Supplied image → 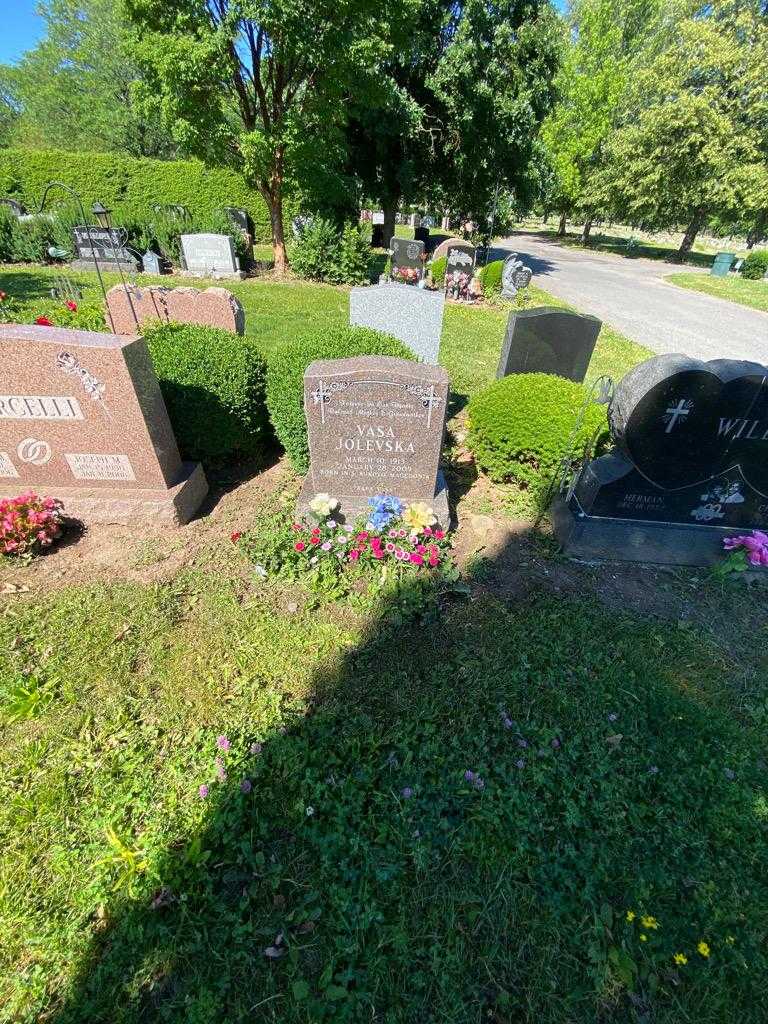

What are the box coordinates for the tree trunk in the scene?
[746,209,767,250]
[383,195,399,250]
[581,218,593,245]
[268,192,288,274]
[542,209,550,224]
[674,209,705,262]
[557,211,567,236]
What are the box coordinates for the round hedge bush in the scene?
[467,373,607,485]
[477,259,503,296]
[144,322,269,463]
[266,326,415,473]
[740,250,768,280]
[430,256,447,287]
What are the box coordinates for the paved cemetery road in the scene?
[494,233,768,364]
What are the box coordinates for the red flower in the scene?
[357,532,369,541]
[294,541,306,552]
[230,531,242,543]
[433,529,445,540]
[65,300,77,312]
[310,536,320,545]
[34,316,53,327]
[291,523,303,532]
[372,548,384,559]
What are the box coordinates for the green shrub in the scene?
[10,216,56,263]
[478,259,503,296]
[0,296,105,331]
[288,218,371,284]
[740,249,768,280]
[144,322,269,463]
[430,255,447,287]
[266,326,415,473]
[468,373,607,485]
[0,207,14,261]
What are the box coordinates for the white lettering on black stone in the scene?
[0,395,84,420]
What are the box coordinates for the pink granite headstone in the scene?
[0,323,207,524]
[106,284,245,336]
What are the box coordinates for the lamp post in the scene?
[90,200,140,332]
[38,182,116,332]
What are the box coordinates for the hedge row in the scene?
[0,149,292,243]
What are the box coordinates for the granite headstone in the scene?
[349,283,445,364]
[444,243,476,301]
[390,237,425,284]
[553,353,768,566]
[501,253,532,297]
[179,233,244,278]
[0,323,207,524]
[106,284,245,335]
[71,226,140,272]
[497,307,602,383]
[298,354,449,523]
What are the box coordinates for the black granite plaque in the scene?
[72,226,139,269]
[497,307,602,383]
[390,237,425,285]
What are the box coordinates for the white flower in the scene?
[253,564,268,578]
[305,805,315,817]
[309,493,339,518]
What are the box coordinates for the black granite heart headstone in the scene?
[610,354,768,494]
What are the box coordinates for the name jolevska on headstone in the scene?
[0,323,207,524]
[298,355,449,521]
[554,353,768,566]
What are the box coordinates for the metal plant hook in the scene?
[92,201,140,332]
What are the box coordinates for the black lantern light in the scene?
[91,201,112,230]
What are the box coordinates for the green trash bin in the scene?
[710,252,735,277]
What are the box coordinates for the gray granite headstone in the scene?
[501,253,532,297]
[298,354,450,523]
[553,352,768,568]
[349,283,445,364]
[71,226,140,272]
[180,233,242,277]
[497,307,602,383]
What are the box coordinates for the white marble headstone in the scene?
[349,283,445,365]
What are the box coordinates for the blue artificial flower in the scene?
[367,495,404,530]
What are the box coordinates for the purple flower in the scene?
[503,717,514,729]
[216,735,230,751]
[608,712,618,722]
[215,756,227,782]
[517,738,528,749]
[724,768,735,780]
[401,787,413,799]
[515,759,525,769]
[551,737,561,749]
[474,776,485,790]
[241,778,252,793]
[198,784,209,799]
[321,542,332,552]
[250,742,262,755]
[464,769,476,782]
[648,765,659,775]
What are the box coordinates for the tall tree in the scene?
[0,0,174,157]
[594,0,768,259]
[124,0,392,272]
[346,0,561,245]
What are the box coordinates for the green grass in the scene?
[0,264,651,403]
[518,225,730,268]
[1,549,767,1023]
[666,272,768,313]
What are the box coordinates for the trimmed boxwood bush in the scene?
[477,259,504,296]
[266,327,415,473]
[144,323,269,463]
[468,373,607,485]
[288,219,371,284]
[740,250,768,280]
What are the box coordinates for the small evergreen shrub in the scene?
[288,218,371,284]
[740,250,768,280]
[468,373,607,485]
[430,256,447,287]
[266,326,415,473]
[10,216,56,263]
[0,207,14,261]
[144,323,269,463]
[478,259,504,297]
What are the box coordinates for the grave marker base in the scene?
[297,470,450,527]
[0,461,208,527]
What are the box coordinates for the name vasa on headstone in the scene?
[298,355,449,523]
[497,307,602,384]
[0,323,207,524]
[553,353,768,566]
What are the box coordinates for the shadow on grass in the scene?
[518,230,716,268]
[46,518,768,1024]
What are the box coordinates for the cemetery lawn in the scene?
[0,264,650,402]
[2,484,767,1024]
[666,272,768,313]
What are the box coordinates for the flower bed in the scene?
[1,492,64,557]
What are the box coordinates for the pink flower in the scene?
[388,529,397,538]
[349,549,361,562]
[216,735,230,751]
[423,527,433,536]
[433,529,445,540]
[395,548,406,560]
[294,541,306,552]
[409,553,424,565]
[398,529,407,538]
[291,523,303,532]
[198,784,209,799]
[321,542,332,551]
[372,548,384,559]
[65,300,77,312]
[385,542,395,553]
[357,532,369,541]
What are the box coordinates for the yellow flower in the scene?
[640,934,647,942]
[402,501,437,533]
[726,935,735,945]
[626,911,635,922]
[641,915,659,930]
[674,953,688,966]
[697,941,710,958]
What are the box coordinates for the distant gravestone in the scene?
[553,353,768,567]
[444,244,476,301]
[0,323,207,524]
[71,226,140,273]
[349,284,445,364]
[179,233,244,279]
[431,236,466,262]
[141,250,169,276]
[390,237,425,284]
[497,307,602,384]
[710,252,735,277]
[298,354,449,523]
[224,207,252,236]
[106,284,245,336]
[372,212,385,225]
[414,225,430,246]
[501,253,532,297]
[0,198,25,217]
